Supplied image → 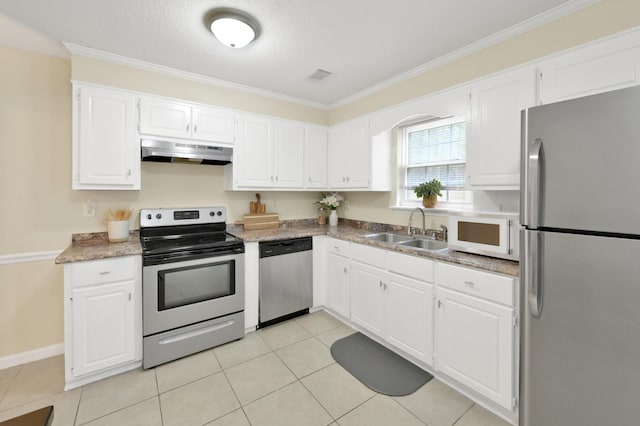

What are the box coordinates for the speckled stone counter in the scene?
[55,231,142,264]
[55,221,519,276]
[228,220,519,277]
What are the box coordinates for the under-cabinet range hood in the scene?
[141,139,233,165]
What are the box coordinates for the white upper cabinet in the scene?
[539,34,640,105]
[328,118,391,190]
[234,113,274,188]
[139,97,235,143]
[304,125,328,188]
[73,84,140,190]
[191,106,235,143]
[229,115,306,189]
[467,67,536,189]
[273,119,305,188]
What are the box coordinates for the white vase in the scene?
[107,220,129,242]
[329,210,338,226]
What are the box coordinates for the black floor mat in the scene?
[330,332,433,396]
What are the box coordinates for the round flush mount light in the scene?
[207,8,259,49]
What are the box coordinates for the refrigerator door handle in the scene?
[525,138,543,228]
[524,230,544,318]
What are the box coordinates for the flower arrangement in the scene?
[315,192,345,210]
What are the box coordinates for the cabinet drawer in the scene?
[350,243,385,266]
[386,251,434,283]
[327,238,350,257]
[71,256,136,288]
[436,262,514,306]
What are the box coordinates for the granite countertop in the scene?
[55,231,142,264]
[228,220,519,277]
[55,221,519,277]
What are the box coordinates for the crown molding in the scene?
[63,42,330,111]
[329,0,602,109]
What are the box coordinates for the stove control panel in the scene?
[140,207,227,228]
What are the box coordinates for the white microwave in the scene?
[448,212,519,261]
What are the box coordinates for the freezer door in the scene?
[520,230,640,426]
[521,85,640,234]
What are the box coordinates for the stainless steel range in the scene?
[140,207,245,369]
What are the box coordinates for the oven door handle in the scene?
[158,320,235,345]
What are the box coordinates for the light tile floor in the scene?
[0,311,512,426]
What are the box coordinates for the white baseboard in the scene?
[0,343,64,370]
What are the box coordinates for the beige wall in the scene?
[0,46,322,358]
[2,0,640,359]
[329,0,640,124]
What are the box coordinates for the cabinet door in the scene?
[327,254,350,318]
[346,120,371,188]
[436,287,514,409]
[273,120,304,188]
[75,85,139,189]
[235,114,273,187]
[71,280,136,376]
[350,262,385,337]
[305,125,328,188]
[468,68,535,188]
[139,97,191,139]
[328,118,370,188]
[386,273,434,365]
[540,42,640,105]
[192,106,235,143]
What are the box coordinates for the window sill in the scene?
[390,204,473,215]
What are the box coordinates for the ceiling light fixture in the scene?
[207,8,259,49]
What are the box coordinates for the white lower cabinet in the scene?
[385,272,433,365]
[64,256,142,390]
[350,261,385,336]
[435,262,516,411]
[71,281,136,376]
[324,240,518,418]
[327,246,351,318]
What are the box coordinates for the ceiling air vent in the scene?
[307,68,332,81]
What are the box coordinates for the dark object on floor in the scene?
[0,405,54,426]
[330,332,433,396]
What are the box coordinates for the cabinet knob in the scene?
[343,267,347,273]
[186,123,190,132]
[194,124,198,133]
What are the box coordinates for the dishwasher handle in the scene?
[259,237,313,258]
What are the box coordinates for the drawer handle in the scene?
[464,280,475,287]
[334,246,340,251]
[99,271,111,276]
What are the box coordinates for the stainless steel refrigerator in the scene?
[520,85,640,426]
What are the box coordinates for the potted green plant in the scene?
[414,179,443,208]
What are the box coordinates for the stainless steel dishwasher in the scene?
[259,237,313,327]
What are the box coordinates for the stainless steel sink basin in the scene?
[362,233,413,243]
[397,238,448,251]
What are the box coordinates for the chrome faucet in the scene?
[408,207,425,236]
[440,225,448,242]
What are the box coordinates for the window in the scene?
[399,116,471,206]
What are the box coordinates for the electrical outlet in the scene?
[84,200,96,217]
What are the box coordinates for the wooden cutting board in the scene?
[249,193,266,215]
[235,213,280,230]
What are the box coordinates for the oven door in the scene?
[143,252,244,336]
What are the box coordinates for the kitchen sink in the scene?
[362,232,448,251]
[362,233,414,243]
[397,238,448,251]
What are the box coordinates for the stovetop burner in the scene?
[139,207,244,260]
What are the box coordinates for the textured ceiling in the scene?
[0,0,581,106]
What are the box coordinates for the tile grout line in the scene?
[0,365,22,409]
